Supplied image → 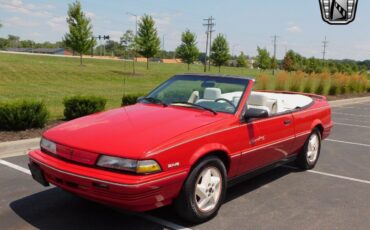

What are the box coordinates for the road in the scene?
[0,100,369,230]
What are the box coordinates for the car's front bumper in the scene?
[28,149,187,211]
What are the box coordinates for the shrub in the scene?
[329,75,340,96]
[122,94,144,106]
[63,95,106,120]
[275,71,289,91]
[257,73,270,90]
[0,100,49,131]
[315,72,330,95]
[303,74,315,93]
[338,74,350,94]
[289,71,305,92]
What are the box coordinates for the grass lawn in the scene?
[0,52,263,119]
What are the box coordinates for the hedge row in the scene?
[0,100,49,131]
[63,95,107,120]
[257,71,369,96]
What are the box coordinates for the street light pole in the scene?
[127,12,138,75]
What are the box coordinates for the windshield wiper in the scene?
[171,101,217,115]
[140,97,168,107]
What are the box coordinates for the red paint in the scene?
[29,77,333,212]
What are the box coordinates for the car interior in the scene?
[188,88,314,116]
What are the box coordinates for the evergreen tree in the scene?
[210,34,230,72]
[135,15,161,70]
[175,30,200,70]
[63,1,96,65]
[236,52,247,67]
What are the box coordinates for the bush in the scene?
[289,71,305,92]
[303,74,315,93]
[275,72,289,91]
[0,100,49,131]
[122,94,144,106]
[315,72,330,95]
[63,95,106,120]
[257,73,270,90]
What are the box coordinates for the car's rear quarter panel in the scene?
[291,97,332,154]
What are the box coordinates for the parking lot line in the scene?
[334,122,370,129]
[0,159,31,175]
[284,165,370,185]
[326,139,370,148]
[334,117,370,124]
[332,112,370,118]
[0,159,192,230]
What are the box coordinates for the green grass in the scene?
[0,53,262,119]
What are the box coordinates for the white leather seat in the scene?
[247,93,271,115]
[203,88,222,100]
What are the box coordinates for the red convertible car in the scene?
[28,74,333,223]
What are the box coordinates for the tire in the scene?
[296,128,322,170]
[174,156,227,223]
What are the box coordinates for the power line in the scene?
[203,16,215,72]
[322,36,329,60]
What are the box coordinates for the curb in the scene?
[329,96,370,107]
[0,138,40,159]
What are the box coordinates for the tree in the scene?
[63,1,96,65]
[135,14,160,70]
[283,50,297,72]
[255,47,271,70]
[210,34,230,72]
[175,30,200,70]
[236,52,247,67]
[120,29,136,74]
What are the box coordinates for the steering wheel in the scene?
[215,98,236,109]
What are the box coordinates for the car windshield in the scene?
[145,75,250,114]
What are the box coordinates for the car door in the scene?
[237,113,296,175]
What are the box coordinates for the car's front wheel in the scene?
[174,156,227,223]
[296,128,321,170]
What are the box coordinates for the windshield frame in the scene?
[143,74,252,115]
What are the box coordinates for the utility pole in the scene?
[203,17,215,72]
[322,36,329,60]
[127,12,138,75]
[272,35,279,75]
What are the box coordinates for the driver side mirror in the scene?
[243,108,269,120]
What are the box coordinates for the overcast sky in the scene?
[0,0,369,60]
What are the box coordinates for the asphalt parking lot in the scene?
[0,100,369,230]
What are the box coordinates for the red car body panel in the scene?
[28,79,333,212]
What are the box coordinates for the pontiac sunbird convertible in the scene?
[29,74,333,223]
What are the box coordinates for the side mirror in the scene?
[136,96,144,103]
[243,108,269,120]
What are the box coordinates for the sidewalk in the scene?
[0,138,40,159]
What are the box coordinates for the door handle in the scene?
[284,119,292,125]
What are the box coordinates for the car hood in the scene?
[44,104,227,159]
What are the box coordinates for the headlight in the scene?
[97,155,161,174]
[40,138,56,154]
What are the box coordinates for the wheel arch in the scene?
[189,144,231,173]
[311,119,324,136]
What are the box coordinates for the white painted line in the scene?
[0,159,31,175]
[283,166,370,185]
[332,112,370,118]
[0,159,192,230]
[334,117,370,124]
[326,139,370,148]
[334,122,370,129]
[137,213,192,230]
